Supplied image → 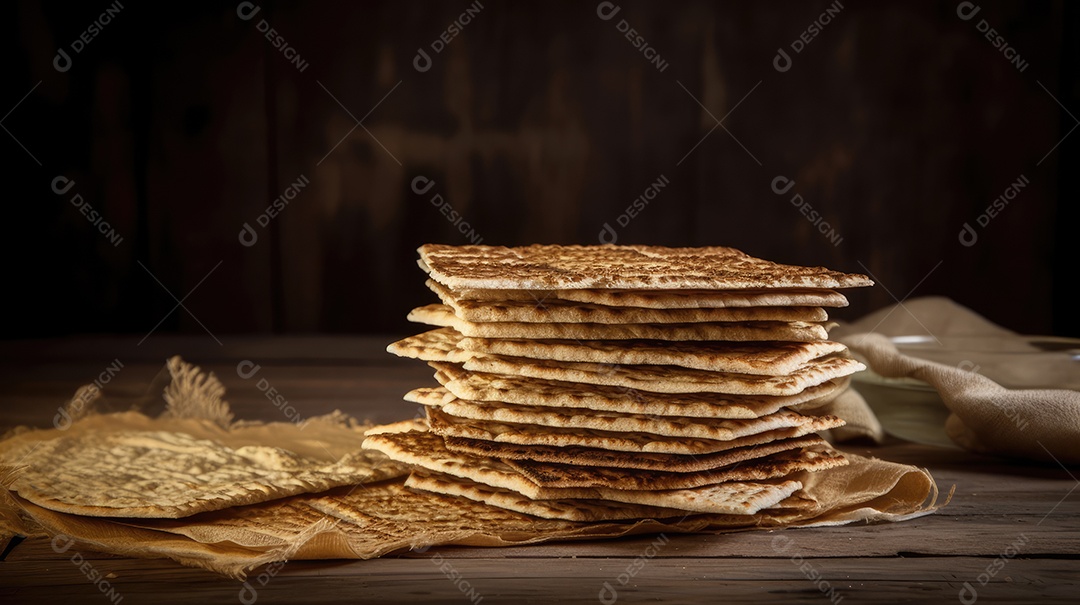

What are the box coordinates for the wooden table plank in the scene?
[3,556,1077,604]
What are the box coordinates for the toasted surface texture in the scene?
[426,407,846,454]
[431,280,851,309]
[410,304,831,342]
[460,336,848,376]
[549,287,850,309]
[444,434,828,471]
[3,429,405,518]
[414,386,841,440]
[366,430,803,514]
[504,446,848,489]
[452,355,864,396]
[437,365,849,418]
[418,244,873,290]
[387,328,472,363]
[405,471,687,522]
[428,280,828,323]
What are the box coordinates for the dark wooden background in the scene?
[2,0,1076,339]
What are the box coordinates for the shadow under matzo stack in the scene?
[366,244,873,522]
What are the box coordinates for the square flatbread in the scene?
[410,304,831,342]
[391,328,852,377]
[404,471,687,522]
[541,287,850,309]
[410,387,838,441]
[426,278,829,324]
[405,471,814,522]
[430,281,851,309]
[387,328,471,362]
[504,446,848,490]
[459,335,849,376]
[1,429,405,518]
[447,354,864,396]
[425,407,845,454]
[364,431,803,514]
[443,434,828,472]
[436,365,850,419]
[418,244,873,290]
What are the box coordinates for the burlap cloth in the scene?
[826,296,1080,465]
[1,356,944,579]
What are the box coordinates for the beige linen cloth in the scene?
[1,359,942,579]
[829,296,1080,465]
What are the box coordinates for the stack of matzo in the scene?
[365,244,873,522]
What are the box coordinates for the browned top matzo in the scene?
[430,281,852,309]
[417,391,840,440]
[418,244,873,290]
[459,337,849,376]
[426,278,830,324]
[365,431,804,513]
[444,434,829,472]
[451,354,864,396]
[426,407,846,454]
[504,446,849,490]
[435,365,850,419]
[404,471,688,522]
[391,327,852,376]
[409,304,832,342]
[547,288,851,309]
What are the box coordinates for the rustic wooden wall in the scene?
[3,0,1076,338]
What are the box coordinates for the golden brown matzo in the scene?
[4,430,405,518]
[426,407,845,454]
[411,387,843,441]
[404,471,686,522]
[431,280,851,309]
[387,328,472,363]
[436,366,850,419]
[452,355,864,396]
[547,287,850,309]
[427,279,829,323]
[410,304,832,342]
[460,336,848,376]
[444,434,828,471]
[504,446,848,490]
[366,431,804,514]
[418,244,873,290]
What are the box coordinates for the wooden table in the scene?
[1,336,1077,604]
